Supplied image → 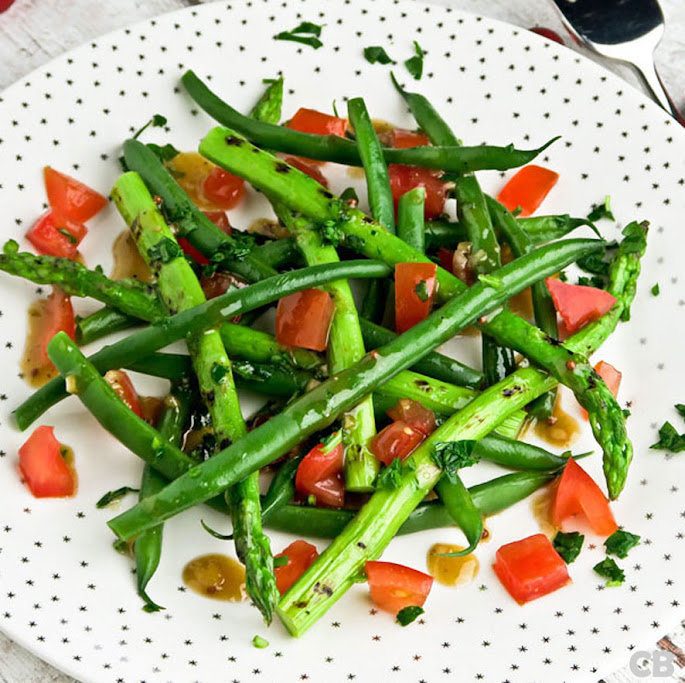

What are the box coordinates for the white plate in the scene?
[1,1,684,681]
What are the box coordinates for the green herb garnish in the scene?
[96,486,140,508]
[340,187,359,204]
[133,113,168,140]
[200,519,233,540]
[414,279,430,302]
[375,458,404,490]
[650,421,685,453]
[404,41,424,80]
[319,220,345,247]
[147,142,180,163]
[431,440,479,483]
[364,46,393,65]
[396,605,424,626]
[586,195,615,222]
[593,557,625,586]
[604,529,640,559]
[651,283,660,296]
[273,555,289,568]
[147,238,183,265]
[211,362,229,384]
[553,531,584,564]
[56,228,78,245]
[274,22,324,49]
[252,635,269,648]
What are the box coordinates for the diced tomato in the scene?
[276,288,335,351]
[370,421,424,466]
[203,210,231,233]
[552,458,618,536]
[200,271,248,300]
[104,370,143,418]
[286,108,347,137]
[387,399,436,436]
[43,167,107,223]
[581,360,622,420]
[18,426,75,498]
[395,262,438,333]
[202,167,245,210]
[26,209,88,259]
[497,165,560,217]
[296,438,345,507]
[390,128,430,148]
[546,278,617,333]
[284,157,329,187]
[275,540,319,594]
[437,248,454,274]
[389,164,448,219]
[32,287,76,368]
[365,561,433,614]
[0,0,17,13]
[529,27,565,44]
[493,533,571,604]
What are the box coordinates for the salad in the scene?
[2,67,648,637]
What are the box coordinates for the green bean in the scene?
[261,456,303,524]
[359,279,386,324]
[347,97,395,232]
[263,470,556,538]
[76,308,139,346]
[15,259,388,430]
[397,187,426,252]
[183,70,557,173]
[434,474,483,556]
[359,318,483,389]
[486,194,559,419]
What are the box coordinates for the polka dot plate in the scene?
[0,1,684,681]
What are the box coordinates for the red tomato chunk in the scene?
[370,421,424,466]
[275,540,319,595]
[202,167,245,210]
[34,287,76,367]
[26,209,88,259]
[286,108,347,137]
[44,166,108,223]
[581,360,622,420]
[387,398,436,436]
[284,156,329,187]
[276,289,335,351]
[553,458,618,536]
[390,128,430,148]
[497,165,559,217]
[493,533,571,604]
[295,438,345,507]
[365,561,433,614]
[18,426,75,498]
[546,277,617,333]
[389,165,448,219]
[395,262,438,333]
[104,370,143,418]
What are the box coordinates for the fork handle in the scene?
[628,56,683,123]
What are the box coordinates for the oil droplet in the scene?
[111,230,152,282]
[480,521,492,543]
[533,396,580,449]
[371,118,396,136]
[60,444,78,496]
[530,486,558,539]
[21,299,58,388]
[182,554,246,601]
[164,152,218,210]
[426,543,479,587]
[346,166,366,179]
[248,217,290,240]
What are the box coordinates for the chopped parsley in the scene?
[676,404,685,420]
[147,142,180,163]
[147,238,183,265]
[200,519,233,540]
[319,220,345,247]
[552,531,584,564]
[95,486,139,509]
[364,46,393,65]
[132,113,168,140]
[593,557,625,586]
[650,420,685,453]
[404,41,425,80]
[375,458,404,490]
[211,363,229,384]
[604,529,640,559]
[340,187,359,205]
[651,283,660,296]
[414,279,430,302]
[396,605,424,626]
[431,440,479,483]
[274,21,324,49]
[56,227,78,244]
[273,555,289,568]
[586,195,615,222]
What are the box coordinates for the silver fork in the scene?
[549,0,682,121]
